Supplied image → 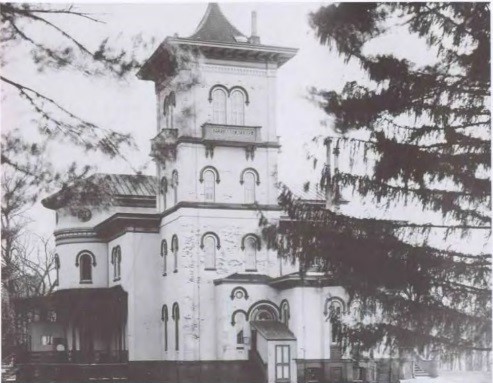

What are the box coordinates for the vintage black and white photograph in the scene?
[1,2,491,383]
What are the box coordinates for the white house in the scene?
[14,4,432,383]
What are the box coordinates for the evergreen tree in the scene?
[266,3,491,360]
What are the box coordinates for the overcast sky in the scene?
[4,1,482,253]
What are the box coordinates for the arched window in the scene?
[230,90,245,125]
[172,302,180,351]
[203,170,216,202]
[212,88,227,124]
[172,170,179,205]
[54,254,60,286]
[243,235,258,271]
[171,235,178,273]
[79,253,93,283]
[162,305,169,351]
[163,92,176,129]
[240,168,260,204]
[161,240,168,276]
[203,235,217,270]
[111,246,122,281]
[326,298,344,344]
[249,302,279,322]
[243,172,256,204]
[160,177,167,210]
[280,300,290,327]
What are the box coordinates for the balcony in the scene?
[202,123,261,144]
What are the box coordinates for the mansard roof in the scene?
[189,3,246,44]
[42,173,157,210]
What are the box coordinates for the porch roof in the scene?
[13,286,127,311]
[251,320,296,341]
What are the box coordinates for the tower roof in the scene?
[189,3,246,44]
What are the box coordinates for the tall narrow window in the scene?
[112,246,121,281]
[172,303,180,351]
[172,170,179,205]
[243,172,256,204]
[161,240,168,276]
[203,235,216,270]
[116,247,121,280]
[171,235,178,273]
[212,88,227,124]
[160,177,167,210]
[230,90,245,125]
[80,253,92,282]
[54,254,60,286]
[162,305,168,351]
[244,236,257,271]
[203,170,215,202]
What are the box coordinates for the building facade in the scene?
[14,4,441,383]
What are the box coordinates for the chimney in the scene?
[325,138,344,212]
[249,10,260,45]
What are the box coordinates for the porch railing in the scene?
[16,350,128,364]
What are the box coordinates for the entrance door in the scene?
[275,345,290,382]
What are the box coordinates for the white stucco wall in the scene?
[56,241,108,289]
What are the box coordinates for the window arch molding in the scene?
[280,299,290,324]
[229,86,250,105]
[200,232,221,250]
[207,84,229,103]
[231,309,248,326]
[75,250,96,267]
[171,235,179,252]
[208,85,249,106]
[247,300,280,322]
[162,304,169,322]
[161,239,168,257]
[240,168,260,185]
[241,233,261,251]
[230,286,249,301]
[323,296,346,317]
[199,166,220,184]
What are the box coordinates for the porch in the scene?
[13,286,128,367]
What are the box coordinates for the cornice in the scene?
[161,201,282,219]
[54,228,102,245]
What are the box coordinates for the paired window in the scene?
[111,246,122,281]
[199,166,220,202]
[163,92,176,129]
[172,302,180,351]
[242,234,260,271]
[162,305,169,351]
[210,86,247,125]
[76,251,96,283]
[171,235,179,273]
[201,232,220,270]
[161,240,168,276]
[240,168,260,204]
